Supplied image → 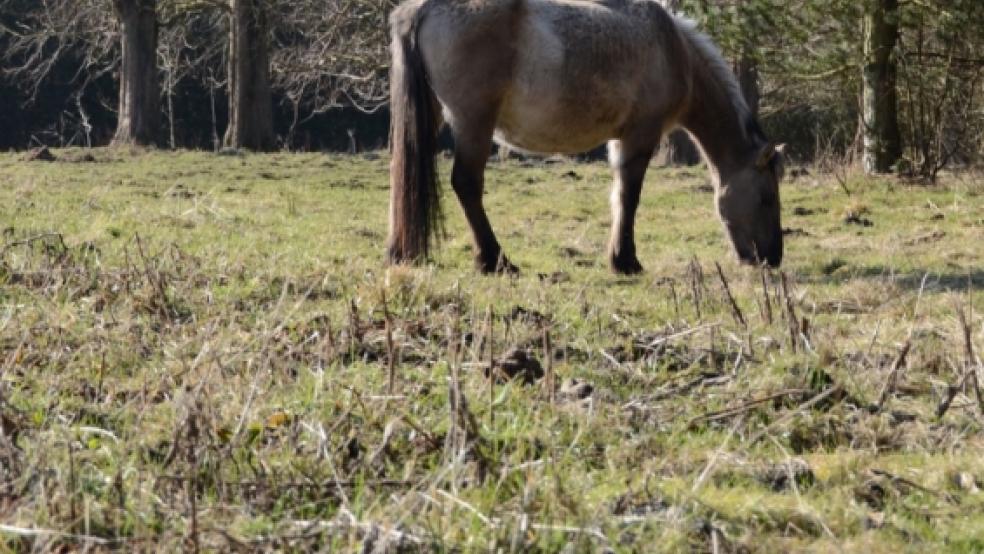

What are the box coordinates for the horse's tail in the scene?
[387,2,442,264]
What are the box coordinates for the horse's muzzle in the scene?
[759,240,783,268]
[737,242,782,268]
[764,250,783,268]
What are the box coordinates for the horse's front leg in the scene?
[607,139,657,275]
[451,128,518,274]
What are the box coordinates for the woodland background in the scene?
[0,0,982,178]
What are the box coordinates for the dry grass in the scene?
[0,148,982,552]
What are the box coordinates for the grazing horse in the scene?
[387,0,785,274]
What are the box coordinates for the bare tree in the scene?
[0,0,163,146]
[862,0,902,173]
[895,0,984,179]
[224,0,274,150]
[158,2,227,149]
[112,0,161,146]
[0,0,235,148]
[656,0,700,166]
[0,0,116,145]
[272,0,392,111]
[268,0,392,148]
[732,0,760,117]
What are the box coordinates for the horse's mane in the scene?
[670,13,764,141]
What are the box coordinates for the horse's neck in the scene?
[679,68,757,183]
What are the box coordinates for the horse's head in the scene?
[716,143,786,267]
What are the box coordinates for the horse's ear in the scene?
[773,144,787,181]
[756,142,777,170]
[756,143,786,170]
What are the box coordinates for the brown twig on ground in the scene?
[687,389,809,429]
[401,414,442,451]
[668,279,680,318]
[447,345,489,482]
[831,163,852,197]
[870,469,958,504]
[958,308,983,415]
[939,308,983,419]
[349,299,362,350]
[68,444,78,528]
[542,324,554,404]
[689,258,705,320]
[486,306,495,425]
[937,369,972,419]
[936,310,984,419]
[134,233,173,321]
[780,272,800,353]
[937,382,960,419]
[746,385,844,446]
[875,341,913,412]
[186,406,201,554]
[322,318,336,365]
[157,475,413,491]
[0,233,67,258]
[760,267,774,325]
[381,290,397,394]
[715,262,746,328]
[709,326,718,373]
[444,303,490,480]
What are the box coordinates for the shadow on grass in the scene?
[810,266,984,292]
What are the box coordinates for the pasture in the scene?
[1,148,983,551]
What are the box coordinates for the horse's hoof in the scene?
[611,255,644,275]
[497,258,520,275]
[477,254,520,275]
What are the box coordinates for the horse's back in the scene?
[413,0,690,153]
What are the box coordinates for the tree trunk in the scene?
[655,0,700,166]
[657,131,701,167]
[735,54,760,118]
[657,0,761,167]
[657,53,759,169]
[111,0,160,147]
[734,0,760,118]
[224,0,275,151]
[862,0,902,173]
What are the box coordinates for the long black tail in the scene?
[387,6,441,264]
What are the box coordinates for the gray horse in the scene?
[387,0,785,274]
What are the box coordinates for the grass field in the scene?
[1,147,983,552]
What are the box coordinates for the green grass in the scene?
[0,147,982,552]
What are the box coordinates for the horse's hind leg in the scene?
[607,138,657,274]
[451,123,518,274]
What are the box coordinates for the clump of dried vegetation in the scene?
[0,149,982,551]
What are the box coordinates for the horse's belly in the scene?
[494,103,620,154]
